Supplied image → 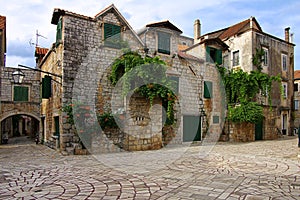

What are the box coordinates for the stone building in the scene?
[294,70,300,129]
[188,17,295,141]
[38,4,222,154]
[0,66,40,143]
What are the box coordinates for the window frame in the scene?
[157,31,171,55]
[204,81,213,99]
[294,83,299,92]
[103,23,122,49]
[282,53,287,71]
[262,47,269,67]
[13,85,29,102]
[232,50,240,67]
[295,100,299,110]
[282,82,288,98]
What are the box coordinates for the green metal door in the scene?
[183,115,201,142]
[255,120,263,140]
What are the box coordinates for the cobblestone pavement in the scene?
[0,136,299,199]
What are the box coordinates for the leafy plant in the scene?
[110,51,177,125]
[97,112,118,130]
[218,48,281,123]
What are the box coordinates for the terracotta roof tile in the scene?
[0,16,6,30]
[146,20,182,33]
[294,70,300,80]
[219,19,250,40]
[35,47,48,56]
[178,51,204,63]
[178,44,189,51]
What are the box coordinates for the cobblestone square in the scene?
[0,136,299,199]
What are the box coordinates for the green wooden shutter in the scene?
[204,81,213,98]
[206,46,211,62]
[14,86,28,101]
[158,32,170,54]
[104,23,121,48]
[216,49,222,65]
[42,75,52,99]
[56,18,62,46]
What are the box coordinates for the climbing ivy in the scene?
[218,48,281,124]
[110,51,177,125]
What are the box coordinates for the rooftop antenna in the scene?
[29,30,47,47]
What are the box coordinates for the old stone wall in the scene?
[229,122,255,142]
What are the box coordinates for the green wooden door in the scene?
[255,120,263,140]
[183,115,201,142]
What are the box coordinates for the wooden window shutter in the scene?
[56,18,62,46]
[42,75,52,99]
[158,32,170,54]
[216,49,222,65]
[204,81,213,98]
[104,23,121,48]
[206,46,211,62]
[14,86,28,102]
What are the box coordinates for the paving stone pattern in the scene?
[0,136,299,199]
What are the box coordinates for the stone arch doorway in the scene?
[1,113,40,144]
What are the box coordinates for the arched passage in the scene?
[1,112,40,144]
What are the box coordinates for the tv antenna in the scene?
[29,30,47,47]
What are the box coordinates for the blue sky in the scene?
[0,0,299,69]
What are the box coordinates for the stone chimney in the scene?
[194,19,201,43]
[285,27,290,42]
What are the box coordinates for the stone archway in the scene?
[1,112,40,144]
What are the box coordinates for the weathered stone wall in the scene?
[229,122,255,142]
[0,67,41,143]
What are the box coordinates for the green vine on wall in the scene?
[110,51,177,125]
[218,48,281,124]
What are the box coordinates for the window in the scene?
[294,83,298,92]
[56,18,62,46]
[282,54,287,71]
[282,82,287,98]
[206,46,222,65]
[262,48,268,66]
[233,50,239,66]
[104,23,121,48]
[223,55,229,69]
[295,100,299,110]
[204,81,213,98]
[13,86,29,102]
[42,75,52,99]
[157,31,171,55]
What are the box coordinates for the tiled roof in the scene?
[202,17,262,41]
[295,70,300,80]
[177,51,204,63]
[35,47,49,56]
[51,8,94,25]
[146,20,183,34]
[178,44,189,51]
[0,15,6,30]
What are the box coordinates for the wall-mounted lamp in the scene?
[12,69,25,84]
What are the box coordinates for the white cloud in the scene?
[0,0,299,68]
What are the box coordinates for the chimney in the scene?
[194,19,201,43]
[285,27,290,42]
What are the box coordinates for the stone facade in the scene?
[192,17,295,141]
[0,67,40,142]
[38,5,294,153]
